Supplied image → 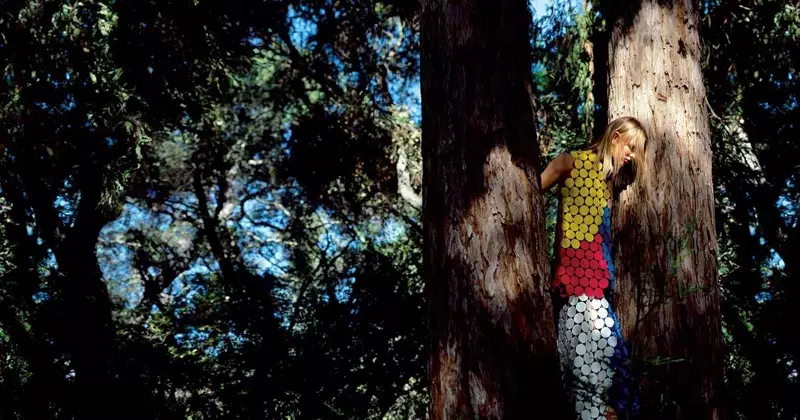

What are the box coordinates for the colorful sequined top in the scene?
[551,150,614,299]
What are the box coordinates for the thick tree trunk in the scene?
[604,1,725,418]
[420,0,569,418]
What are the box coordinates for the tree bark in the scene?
[604,1,725,418]
[420,0,569,418]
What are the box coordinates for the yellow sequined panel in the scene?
[559,151,610,249]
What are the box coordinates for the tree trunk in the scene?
[420,0,569,418]
[604,1,725,418]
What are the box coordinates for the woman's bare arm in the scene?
[540,152,574,192]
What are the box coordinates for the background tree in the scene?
[0,0,425,418]
[420,0,568,417]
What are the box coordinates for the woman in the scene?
[540,117,648,420]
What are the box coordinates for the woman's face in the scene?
[613,132,635,166]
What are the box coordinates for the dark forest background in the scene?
[0,0,797,418]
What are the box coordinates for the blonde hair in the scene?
[588,116,648,190]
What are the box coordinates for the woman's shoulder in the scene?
[551,151,576,171]
[566,148,603,168]
[554,149,600,170]
[567,148,596,158]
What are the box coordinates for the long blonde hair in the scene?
[589,116,648,189]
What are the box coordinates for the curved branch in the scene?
[396,148,422,209]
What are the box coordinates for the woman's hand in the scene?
[606,406,618,420]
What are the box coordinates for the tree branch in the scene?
[396,147,422,209]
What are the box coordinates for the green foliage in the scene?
[1,0,423,417]
[703,1,800,418]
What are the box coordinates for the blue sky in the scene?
[530,0,554,17]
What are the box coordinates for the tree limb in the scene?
[396,147,421,209]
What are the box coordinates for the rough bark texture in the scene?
[604,1,725,418]
[420,0,570,418]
